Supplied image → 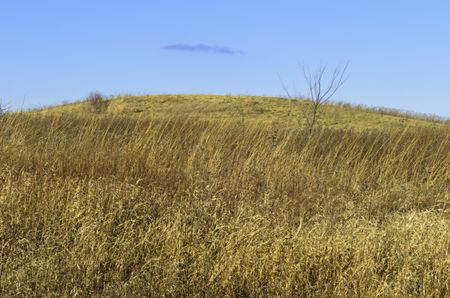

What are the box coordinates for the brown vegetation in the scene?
[38,94,449,131]
[1,111,449,296]
[85,91,109,114]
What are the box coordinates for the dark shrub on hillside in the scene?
[85,92,109,113]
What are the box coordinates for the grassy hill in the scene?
[37,94,448,130]
[2,94,450,296]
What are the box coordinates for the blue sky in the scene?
[1,1,450,117]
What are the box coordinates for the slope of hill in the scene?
[37,94,448,130]
[1,95,449,296]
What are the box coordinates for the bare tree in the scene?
[302,62,349,134]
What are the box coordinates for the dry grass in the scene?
[1,108,449,297]
[37,94,449,130]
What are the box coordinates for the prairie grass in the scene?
[1,108,449,297]
[37,94,449,130]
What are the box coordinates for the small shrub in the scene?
[85,91,109,113]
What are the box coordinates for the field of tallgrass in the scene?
[1,96,450,296]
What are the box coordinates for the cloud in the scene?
[162,43,244,55]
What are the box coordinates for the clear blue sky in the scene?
[1,1,450,117]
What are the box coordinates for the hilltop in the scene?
[37,94,448,130]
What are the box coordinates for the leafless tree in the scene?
[302,62,349,134]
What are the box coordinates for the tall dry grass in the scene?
[1,112,449,297]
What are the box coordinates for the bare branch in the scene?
[281,61,349,134]
[301,62,349,134]
[278,74,293,99]
[0,100,9,116]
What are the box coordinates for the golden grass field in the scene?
[1,94,450,297]
[38,94,448,130]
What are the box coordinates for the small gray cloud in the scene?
[162,43,244,55]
